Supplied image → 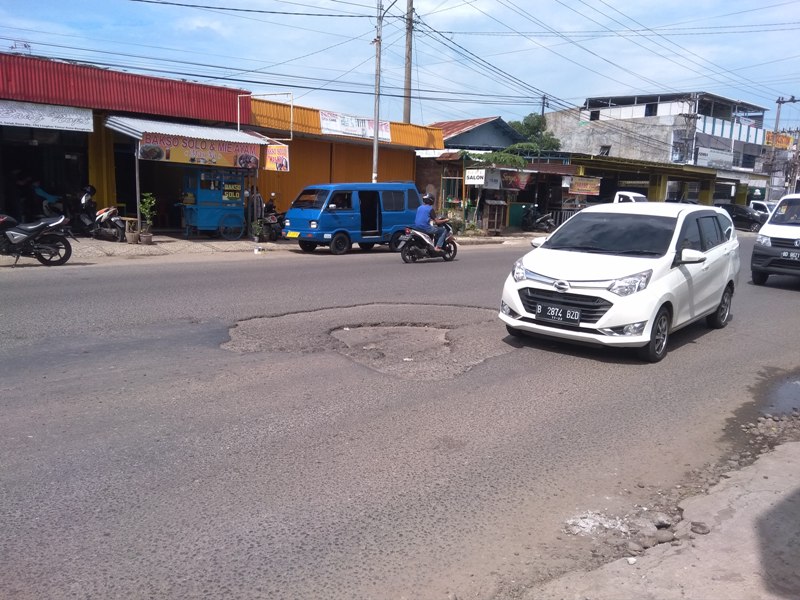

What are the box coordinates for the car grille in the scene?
[772,237,800,249]
[518,288,613,324]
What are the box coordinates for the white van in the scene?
[750,193,800,285]
[612,191,648,203]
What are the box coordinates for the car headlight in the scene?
[608,270,652,297]
[310,220,318,229]
[284,218,291,227]
[755,234,771,247]
[512,259,527,282]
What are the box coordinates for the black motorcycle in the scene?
[263,209,286,241]
[521,206,556,233]
[0,213,76,267]
[397,222,458,263]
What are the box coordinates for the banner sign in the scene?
[265,144,290,171]
[696,147,733,169]
[501,171,533,190]
[319,110,391,142]
[765,131,793,150]
[569,176,601,196]
[138,133,261,169]
[0,100,93,132]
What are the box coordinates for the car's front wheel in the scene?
[706,285,732,329]
[637,306,670,363]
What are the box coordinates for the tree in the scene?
[508,113,561,152]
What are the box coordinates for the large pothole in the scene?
[224,303,515,379]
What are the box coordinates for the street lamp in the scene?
[372,0,398,183]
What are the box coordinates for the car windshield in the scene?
[291,189,328,209]
[543,212,676,256]
[769,198,800,225]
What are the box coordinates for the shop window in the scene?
[599,145,610,156]
[645,103,658,117]
[589,110,600,121]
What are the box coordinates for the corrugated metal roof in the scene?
[0,53,250,123]
[105,116,270,145]
[251,99,321,136]
[427,117,501,140]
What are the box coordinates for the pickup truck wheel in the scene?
[752,271,768,285]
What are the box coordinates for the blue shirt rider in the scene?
[414,193,449,249]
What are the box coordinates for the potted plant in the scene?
[250,219,264,242]
[139,192,157,244]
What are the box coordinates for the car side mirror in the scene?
[327,203,337,210]
[530,237,545,248]
[677,247,706,265]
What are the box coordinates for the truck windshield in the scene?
[291,189,328,209]
[769,198,800,225]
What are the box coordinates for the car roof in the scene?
[581,202,722,218]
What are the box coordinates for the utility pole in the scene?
[766,95,798,201]
[540,95,548,116]
[402,0,413,123]
[372,0,398,183]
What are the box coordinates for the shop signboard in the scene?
[465,169,486,185]
[138,133,261,169]
[569,176,601,196]
[320,110,391,142]
[0,99,93,132]
[265,144,290,171]
[696,147,733,169]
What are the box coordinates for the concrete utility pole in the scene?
[403,0,413,123]
[372,0,398,183]
[767,95,798,201]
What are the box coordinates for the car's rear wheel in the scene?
[752,271,768,285]
[706,285,732,329]
[637,306,670,363]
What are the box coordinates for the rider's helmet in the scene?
[422,193,434,204]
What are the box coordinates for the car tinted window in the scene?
[407,189,421,210]
[698,215,723,250]
[382,190,404,211]
[543,212,676,256]
[680,217,702,251]
[330,191,353,210]
[715,214,733,239]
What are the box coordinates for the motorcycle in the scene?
[521,206,556,233]
[262,209,286,242]
[397,221,458,263]
[0,213,76,267]
[76,185,125,242]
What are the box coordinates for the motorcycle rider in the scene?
[414,193,449,251]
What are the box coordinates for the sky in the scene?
[2,0,799,130]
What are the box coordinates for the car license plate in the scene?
[535,302,581,325]
[286,231,299,239]
[781,250,800,260]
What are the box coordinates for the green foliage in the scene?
[508,113,561,152]
[140,192,157,231]
[465,150,527,169]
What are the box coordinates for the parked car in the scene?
[750,193,800,286]
[612,191,648,203]
[499,203,741,362]
[749,199,777,218]
[714,202,766,232]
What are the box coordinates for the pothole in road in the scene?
[223,303,514,379]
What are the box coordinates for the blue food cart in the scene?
[180,169,246,239]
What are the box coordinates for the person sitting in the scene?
[32,179,64,215]
[414,193,449,250]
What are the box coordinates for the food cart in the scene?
[180,169,247,240]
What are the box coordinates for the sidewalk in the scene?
[524,440,800,599]
[67,231,535,259]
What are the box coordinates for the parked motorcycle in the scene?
[521,206,556,233]
[0,213,76,267]
[263,209,286,241]
[397,221,458,263]
[72,185,125,242]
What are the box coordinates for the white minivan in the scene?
[750,193,800,285]
[500,203,740,362]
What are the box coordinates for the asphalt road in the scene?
[1,235,799,599]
